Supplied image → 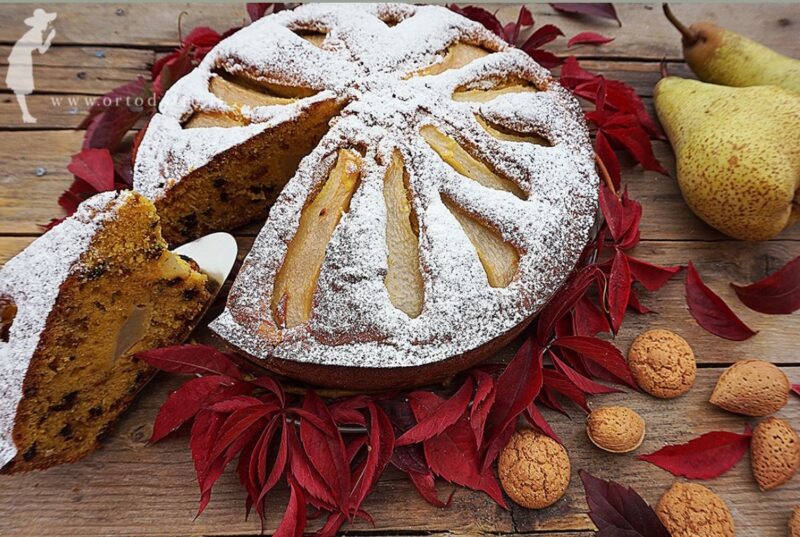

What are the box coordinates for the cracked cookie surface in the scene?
[498,429,570,509]
[628,328,696,399]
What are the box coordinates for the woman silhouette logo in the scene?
[6,8,57,124]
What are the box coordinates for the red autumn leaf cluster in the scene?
[561,59,667,189]
[580,470,670,537]
[731,255,800,315]
[638,426,753,480]
[138,345,393,536]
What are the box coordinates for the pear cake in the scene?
[0,192,212,472]
[134,4,599,389]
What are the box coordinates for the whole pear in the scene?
[654,77,800,240]
[663,4,800,93]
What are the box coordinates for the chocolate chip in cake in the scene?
[88,405,104,418]
[23,386,37,398]
[22,443,37,461]
[50,391,78,411]
[220,191,230,202]
[59,423,74,439]
[182,288,198,301]
[213,178,227,188]
[81,262,108,281]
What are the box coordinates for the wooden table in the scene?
[0,4,798,536]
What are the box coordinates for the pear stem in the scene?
[662,4,699,46]
[594,151,618,197]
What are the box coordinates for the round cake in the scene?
[133,4,598,389]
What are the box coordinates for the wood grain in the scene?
[0,3,798,536]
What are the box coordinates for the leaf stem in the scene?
[594,151,618,197]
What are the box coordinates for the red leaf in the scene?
[628,289,653,315]
[574,295,610,337]
[627,256,683,292]
[542,369,589,412]
[550,3,621,26]
[150,375,250,442]
[482,340,544,469]
[730,256,800,315]
[67,149,115,192]
[685,262,758,341]
[528,49,563,69]
[448,5,505,40]
[299,391,350,514]
[191,409,225,515]
[638,426,752,480]
[408,470,450,508]
[411,392,507,508]
[286,424,337,510]
[397,377,473,446]
[153,47,193,100]
[599,184,624,241]
[81,77,151,151]
[182,27,221,56]
[551,336,637,388]
[470,370,495,448]
[520,24,565,51]
[349,402,394,514]
[579,471,670,537]
[524,402,561,443]
[608,250,632,332]
[603,125,668,175]
[568,31,615,47]
[274,478,306,537]
[551,353,620,395]
[595,131,620,190]
[537,264,599,344]
[502,6,534,44]
[137,344,243,379]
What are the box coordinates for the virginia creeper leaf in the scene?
[638,426,752,480]
[686,262,758,341]
[730,256,800,314]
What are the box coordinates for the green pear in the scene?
[654,77,800,240]
[663,5,800,94]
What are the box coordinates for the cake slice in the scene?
[0,191,212,473]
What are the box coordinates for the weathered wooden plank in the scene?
[1,234,797,366]
[0,3,798,61]
[0,93,94,129]
[0,130,83,233]
[0,45,153,70]
[0,62,150,96]
[2,130,799,241]
[0,368,795,536]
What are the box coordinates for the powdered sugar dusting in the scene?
[134,4,598,371]
[0,192,132,467]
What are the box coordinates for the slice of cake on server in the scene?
[0,191,212,472]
